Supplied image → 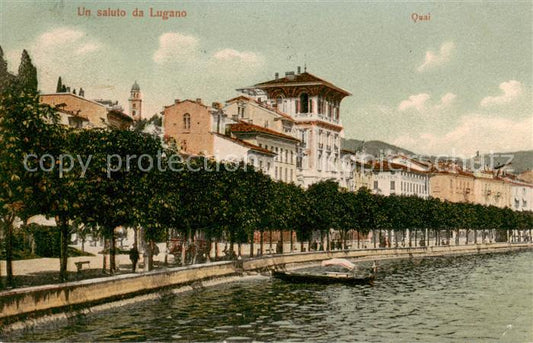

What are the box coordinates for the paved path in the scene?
[0,244,166,276]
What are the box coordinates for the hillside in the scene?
[478,150,533,174]
[342,139,532,174]
[341,139,415,157]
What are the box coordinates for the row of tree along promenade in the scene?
[1,61,532,290]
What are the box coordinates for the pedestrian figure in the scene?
[129,246,140,272]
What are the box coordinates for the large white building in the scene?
[238,68,352,188]
[508,180,533,212]
[352,156,431,199]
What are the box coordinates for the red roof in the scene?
[229,121,300,142]
[254,72,351,96]
[371,160,429,174]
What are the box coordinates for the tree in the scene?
[56,77,63,93]
[17,50,38,93]
[0,88,60,286]
[0,46,16,94]
[307,181,343,251]
[290,185,312,252]
[353,188,376,248]
[72,129,162,273]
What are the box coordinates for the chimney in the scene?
[285,71,295,80]
[196,98,202,104]
[275,72,279,80]
[212,102,222,109]
[174,99,180,104]
[297,66,301,74]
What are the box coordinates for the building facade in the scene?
[162,98,275,168]
[366,161,430,198]
[508,181,533,212]
[40,93,132,129]
[238,69,351,188]
[229,121,299,183]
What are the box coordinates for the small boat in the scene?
[272,259,375,286]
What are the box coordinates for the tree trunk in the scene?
[280,230,284,254]
[343,230,347,250]
[148,240,154,270]
[110,230,116,273]
[250,233,254,258]
[5,215,15,287]
[373,229,377,249]
[133,227,138,250]
[290,229,294,252]
[326,230,330,251]
[269,230,272,251]
[164,228,169,266]
[474,229,478,244]
[259,231,264,256]
[102,239,107,272]
[58,216,70,282]
[320,230,325,251]
[357,230,360,249]
[300,239,304,252]
[215,237,219,260]
[229,234,235,259]
[466,229,469,245]
[414,229,418,247]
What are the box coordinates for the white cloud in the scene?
[398,92,456,113]
[75,42,101,56]
[398,93,430,112]
[417,41,455,72]
[153,32,200,64]
[6,27,103,91]
[480,80,523,107]
[392,115,533,156]
[435,92,457,110]
[38,27,85,47]
[213,49,262,66]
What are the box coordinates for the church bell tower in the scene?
[129,81,142,121]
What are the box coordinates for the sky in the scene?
[1,0,531,157]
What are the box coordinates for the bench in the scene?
[75,261,91,272]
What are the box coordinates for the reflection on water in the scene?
[6,251,533,342]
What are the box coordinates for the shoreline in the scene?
[1,242,531,334]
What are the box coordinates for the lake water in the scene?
[6,250,533,342]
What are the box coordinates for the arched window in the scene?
[299,93,309,113]
[183,113,191,130]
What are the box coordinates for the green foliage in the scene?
[31,225,61,257]
[17,50,38,93]
[56,76,62,93]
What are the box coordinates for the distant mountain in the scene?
[342,138,532,175]
[342,139,415,157]
[477,150,533,175]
